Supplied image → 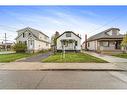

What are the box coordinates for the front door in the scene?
[68,42,73,50]
[115,41,121,49]
[28,40,34,50]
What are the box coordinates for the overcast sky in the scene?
[0,6,127,43]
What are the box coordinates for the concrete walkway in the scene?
[16,52,53,62]
[0,62,125,71]
[84,51,127,63]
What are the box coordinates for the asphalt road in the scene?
[17,52,53,62]
[0,70,127,89]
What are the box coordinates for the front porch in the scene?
[97,39,123,54]
[57,39,79,52]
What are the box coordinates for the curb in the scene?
[0,68,126,71]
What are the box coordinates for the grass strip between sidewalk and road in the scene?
[42,52,108,63]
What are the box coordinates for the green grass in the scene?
[0,53,33,63]
[42,53,108,63]
[112,53,127,59]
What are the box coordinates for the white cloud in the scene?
[80,10,100,17]
[0,8,123,44]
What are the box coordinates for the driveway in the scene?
[16,52,53,62]
[84,51,127,63]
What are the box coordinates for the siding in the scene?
[34,40,50,51]
[16,28,51,51]
[57,32,81,50]
[87,40,97,51]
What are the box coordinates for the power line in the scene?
[91,15,126,33]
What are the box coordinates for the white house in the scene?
[15,27,50,52]
[56,31,81,52]
[83,28,124,53]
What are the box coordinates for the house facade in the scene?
[0,42,13,51]
[15,27,50,52]
[83,28,124,52]
[56,31,81,52]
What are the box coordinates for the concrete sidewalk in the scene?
[0,62,126,71]
[84,51,127,63]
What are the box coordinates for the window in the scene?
[23,33,25,38]
[46,43,49,46]
[75,41,77,46]
[19,41,21,43]
[88,42,90,47]
[24,41,27,45]
[28,33,31,36]
[102,41,109,47]
[66,33,71,37]
[30,40,33,45]
[62,41,66,45]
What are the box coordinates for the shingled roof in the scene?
[87,28,124,41]
[56,31,81,39]
[15,27,50,43]
[16,27,49,38]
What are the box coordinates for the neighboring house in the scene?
[15,27,50,52]
[83,28,124,52]
[56,31,81,52]
[0,42,13,51]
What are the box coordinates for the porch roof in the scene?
[98,38,123,41]
[87,28,124,41]
[60,39,76,40]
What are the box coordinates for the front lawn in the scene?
[42,53,108,63]
[112,53,127,59]
[0,53,33,63]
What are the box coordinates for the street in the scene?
[0,70,127,89]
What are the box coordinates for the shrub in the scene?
[13,42,27,53]
[38,49,45,53]
[37,48,52,53]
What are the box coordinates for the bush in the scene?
[37,48,52,53]
[13,42,27,53]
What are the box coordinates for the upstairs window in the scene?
[28,33,31,36]
[23,33,25,38]
[66,33,71,37]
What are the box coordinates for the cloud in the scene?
[81,10,100,17]
[0,7,123,43]
[0,10,103,43]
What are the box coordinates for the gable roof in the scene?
[56,31,81,39]
[87,28,124,41]
[15,27,50,43]
[16,27,49,38]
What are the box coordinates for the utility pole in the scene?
[4,33,7,51]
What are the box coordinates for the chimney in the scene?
[85,34,87,50]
